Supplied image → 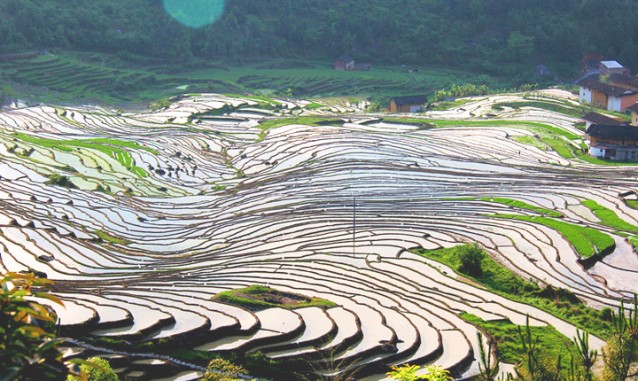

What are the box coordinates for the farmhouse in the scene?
[585,123,638,161]
[577,60,638,112]
[334,55,355,71]
[389,95,428,113]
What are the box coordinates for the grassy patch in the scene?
[493,100,585,118]
[257,116,343,141]
[428,98,474,111]
[461,313,577,369]
[94,230,131,245]
[413,245,612,337]
[576,154,638,166]
[626,200,638,210]
[513,135,547,151]
[582,199,638,234]
[304,102,325,110]
[380,117,435,129]
[213,285,337,311]
[479,197,563,217]
[15,133,156,178]
[492,214,614,258]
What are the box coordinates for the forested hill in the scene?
[1,0,638,75]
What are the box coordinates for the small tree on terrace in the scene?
[457,243,485,277]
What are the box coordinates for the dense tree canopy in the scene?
[1,0,638,75]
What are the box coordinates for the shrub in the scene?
[457,243,485,276]
[203,358,248,381]
[386,364,452,381]
[1,272,68,381]
[66,357,119,381]
[46,173,77,188]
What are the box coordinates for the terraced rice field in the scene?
[2,90,638,380]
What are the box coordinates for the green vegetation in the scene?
[46,173,77,188]
[457,243,485,277]
[432,83,491,101]
[304,102,324,110]
[5,1,638,81]
[602,296,638,381]
[213,285,337,311]
[257,116,344,141]
[94,230,131,245]
[461,313,576,370]
[202,358,249,381]
[16,132,156,178]
[1,272,69,380]
[414,245,612,337]
[428,98,474,111]
[513,135,547,151]
[493,100,585,118]
[479,197,563,217]
[582,199,638,234]
[387,364,452,381]
[492,214,615,258]
[3,1,638,105]
[66,357,119,381]
[624,200,638,210]
[380,118,435,129]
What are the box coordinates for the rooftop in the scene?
[391,95,429,105]
[586,124,638,140]
[627,103,638,113]
[601,60,624,69]
[577,74,638,97]
[582,112,626,126]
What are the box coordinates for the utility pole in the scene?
[352,195,356,256]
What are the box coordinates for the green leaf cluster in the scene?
[0,272,67,381]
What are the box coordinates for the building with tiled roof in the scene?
[585,124,638,161]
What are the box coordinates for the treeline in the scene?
[2,0,638,76]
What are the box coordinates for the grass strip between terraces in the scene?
[412,245,612,337]
[491,214,614,258]
[461,313,578,370]
[94,230,131,245]
[581,199,638,234]
[213,285,337,311]
[625,200,638,210]
[492,100,585,118]
[479,197,563,217]
[15,132,156,178]
[256,116,343,141]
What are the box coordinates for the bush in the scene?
[203,358,248,381]
[457,244,485,277]
[67,357,119,381]
[1,272,68,381]
[46,173,76,188]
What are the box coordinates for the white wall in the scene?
[608,96,622,112]
[589,146,605,158]
[580,87,592,104]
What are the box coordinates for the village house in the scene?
[585,123,638,161]
[334,55,372,71]
[577,60,638,112]
[334,55,355,71]
[389,95,429,113]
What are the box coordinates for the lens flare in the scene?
[162,0,226,29]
